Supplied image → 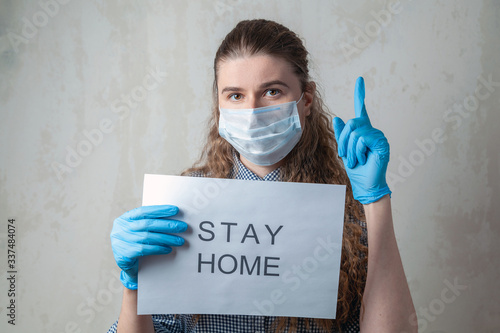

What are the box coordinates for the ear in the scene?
[303,81,316,117]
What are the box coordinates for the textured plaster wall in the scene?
[0,0,499,332]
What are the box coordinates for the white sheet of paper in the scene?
[138,174,346,319]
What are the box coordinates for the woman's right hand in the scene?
[110,205,188,290]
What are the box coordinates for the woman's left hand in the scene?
[332,77,392,205]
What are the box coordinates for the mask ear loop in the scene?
[296,92,304,104]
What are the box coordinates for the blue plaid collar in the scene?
[229,151,281,181]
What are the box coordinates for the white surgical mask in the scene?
[218,94,303,166]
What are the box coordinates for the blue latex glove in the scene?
[332,77,391,204]
[110,205,188,290]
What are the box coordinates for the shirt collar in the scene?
[230,151,281,181]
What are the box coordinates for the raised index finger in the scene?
[354,77,368,119]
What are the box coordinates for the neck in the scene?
[239,155,283,178]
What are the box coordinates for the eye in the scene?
[229,93,243,101]
[265,89,281,97]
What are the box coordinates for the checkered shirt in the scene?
[107,154,363,332]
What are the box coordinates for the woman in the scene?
[109,19,416,332]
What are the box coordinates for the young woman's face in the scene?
[217,54,311,127]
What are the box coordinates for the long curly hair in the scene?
[182,19,368,332]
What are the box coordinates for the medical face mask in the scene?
[218,94,303,166]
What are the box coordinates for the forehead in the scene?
[217,54,300,90]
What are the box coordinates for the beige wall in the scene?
[1,0,499,332]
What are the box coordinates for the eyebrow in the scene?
[220,80,290,94]
[260,80,290,89]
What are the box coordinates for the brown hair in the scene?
[183,19,367,332]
